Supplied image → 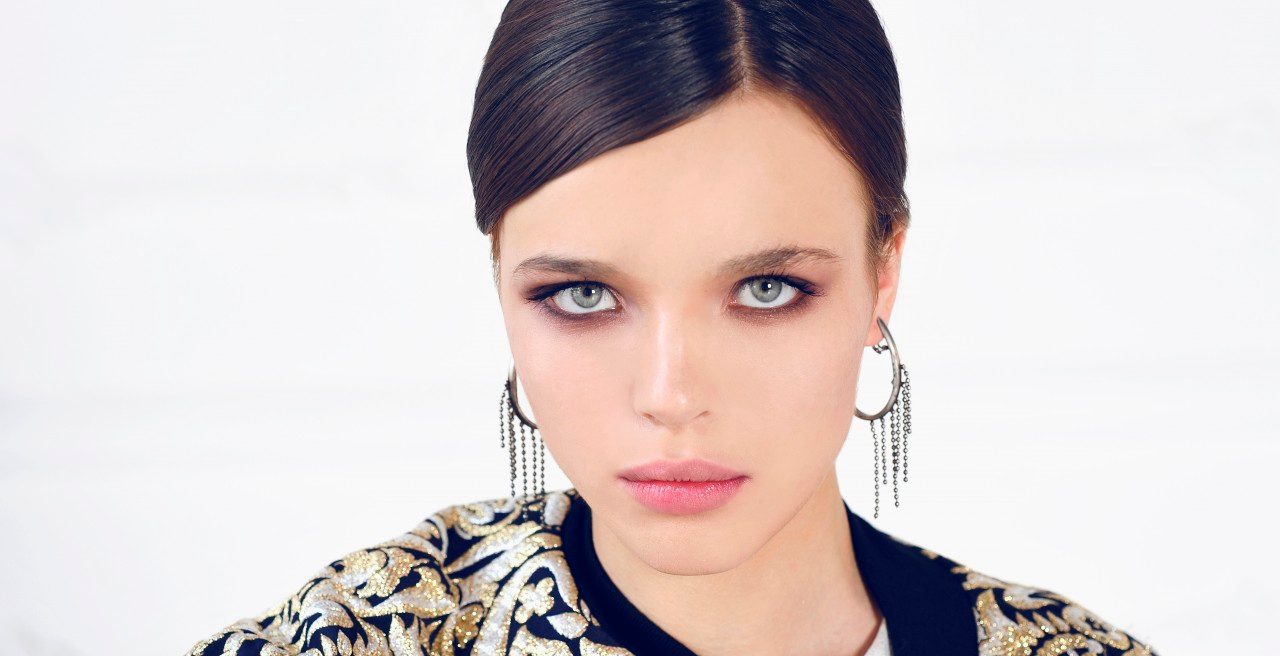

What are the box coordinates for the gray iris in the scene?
[570,284,604,308]
[749,278,783,303]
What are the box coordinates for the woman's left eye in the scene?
[736,276,801,309]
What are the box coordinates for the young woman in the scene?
[187,1,1158,654]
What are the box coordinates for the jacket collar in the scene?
[560,490,977,656]
[844,502,978,656]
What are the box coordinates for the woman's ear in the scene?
[866,227,907,347]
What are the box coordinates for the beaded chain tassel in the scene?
[869,362,912,519]
[500,381,546,522]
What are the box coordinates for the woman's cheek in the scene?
[522,335,624,480]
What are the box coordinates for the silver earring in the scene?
[501,363,545,522]
[854,317,912,519]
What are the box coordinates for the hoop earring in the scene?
[500,362,545,522]
[854,317,913,519]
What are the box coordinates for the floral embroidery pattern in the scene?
[187,489,1156,655]
[954,568,1156,656]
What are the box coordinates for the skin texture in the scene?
[494,88,906,656]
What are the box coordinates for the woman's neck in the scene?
[591,468,882,656]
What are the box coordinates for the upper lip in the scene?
[618,458,747,482]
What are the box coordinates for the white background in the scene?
[2,1,1276,654]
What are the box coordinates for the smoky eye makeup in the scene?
[729,272,824,320]
[521,271,824,324]
[522,280,620,323]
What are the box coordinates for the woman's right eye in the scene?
[548,283,618,315]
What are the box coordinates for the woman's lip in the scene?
[617,457,747,483]
[619,476,749,515]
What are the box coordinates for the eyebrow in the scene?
[510,245,842,281]
[716,245,842,276]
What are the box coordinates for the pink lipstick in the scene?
[617,458,749,515]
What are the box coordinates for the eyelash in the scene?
[522,272,823,323]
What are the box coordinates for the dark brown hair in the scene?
[468,0,909,283]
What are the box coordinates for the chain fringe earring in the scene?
[501,363,546,523]
[854,317,913,519]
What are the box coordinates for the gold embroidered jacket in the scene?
[186,488,1158,656]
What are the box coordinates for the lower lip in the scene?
[619,476,749,515]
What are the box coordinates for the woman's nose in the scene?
[631,309,710,431]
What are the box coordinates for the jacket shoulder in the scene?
[185,497,485,656]
[940,557,1159,656]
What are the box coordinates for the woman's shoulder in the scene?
[186,490,577,656]
[908,540,1160,656]
[188,490,1160,656]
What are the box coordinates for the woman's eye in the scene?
[549,283,618,315]
[736,277,800,309]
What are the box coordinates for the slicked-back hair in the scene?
[468,0,909,284]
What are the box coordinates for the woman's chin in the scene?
[604,505,765,576]
[631,540,755,576]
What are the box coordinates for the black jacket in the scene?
[187,488,1157,655]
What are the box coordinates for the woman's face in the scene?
[496,90,903,575]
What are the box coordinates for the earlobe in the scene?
[866,287,898,348]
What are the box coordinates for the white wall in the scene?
[1,1,1275,654]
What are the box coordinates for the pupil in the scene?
[574,285,601,308]
[755,279,781,302]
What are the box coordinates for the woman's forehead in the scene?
[499,93,871,273]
